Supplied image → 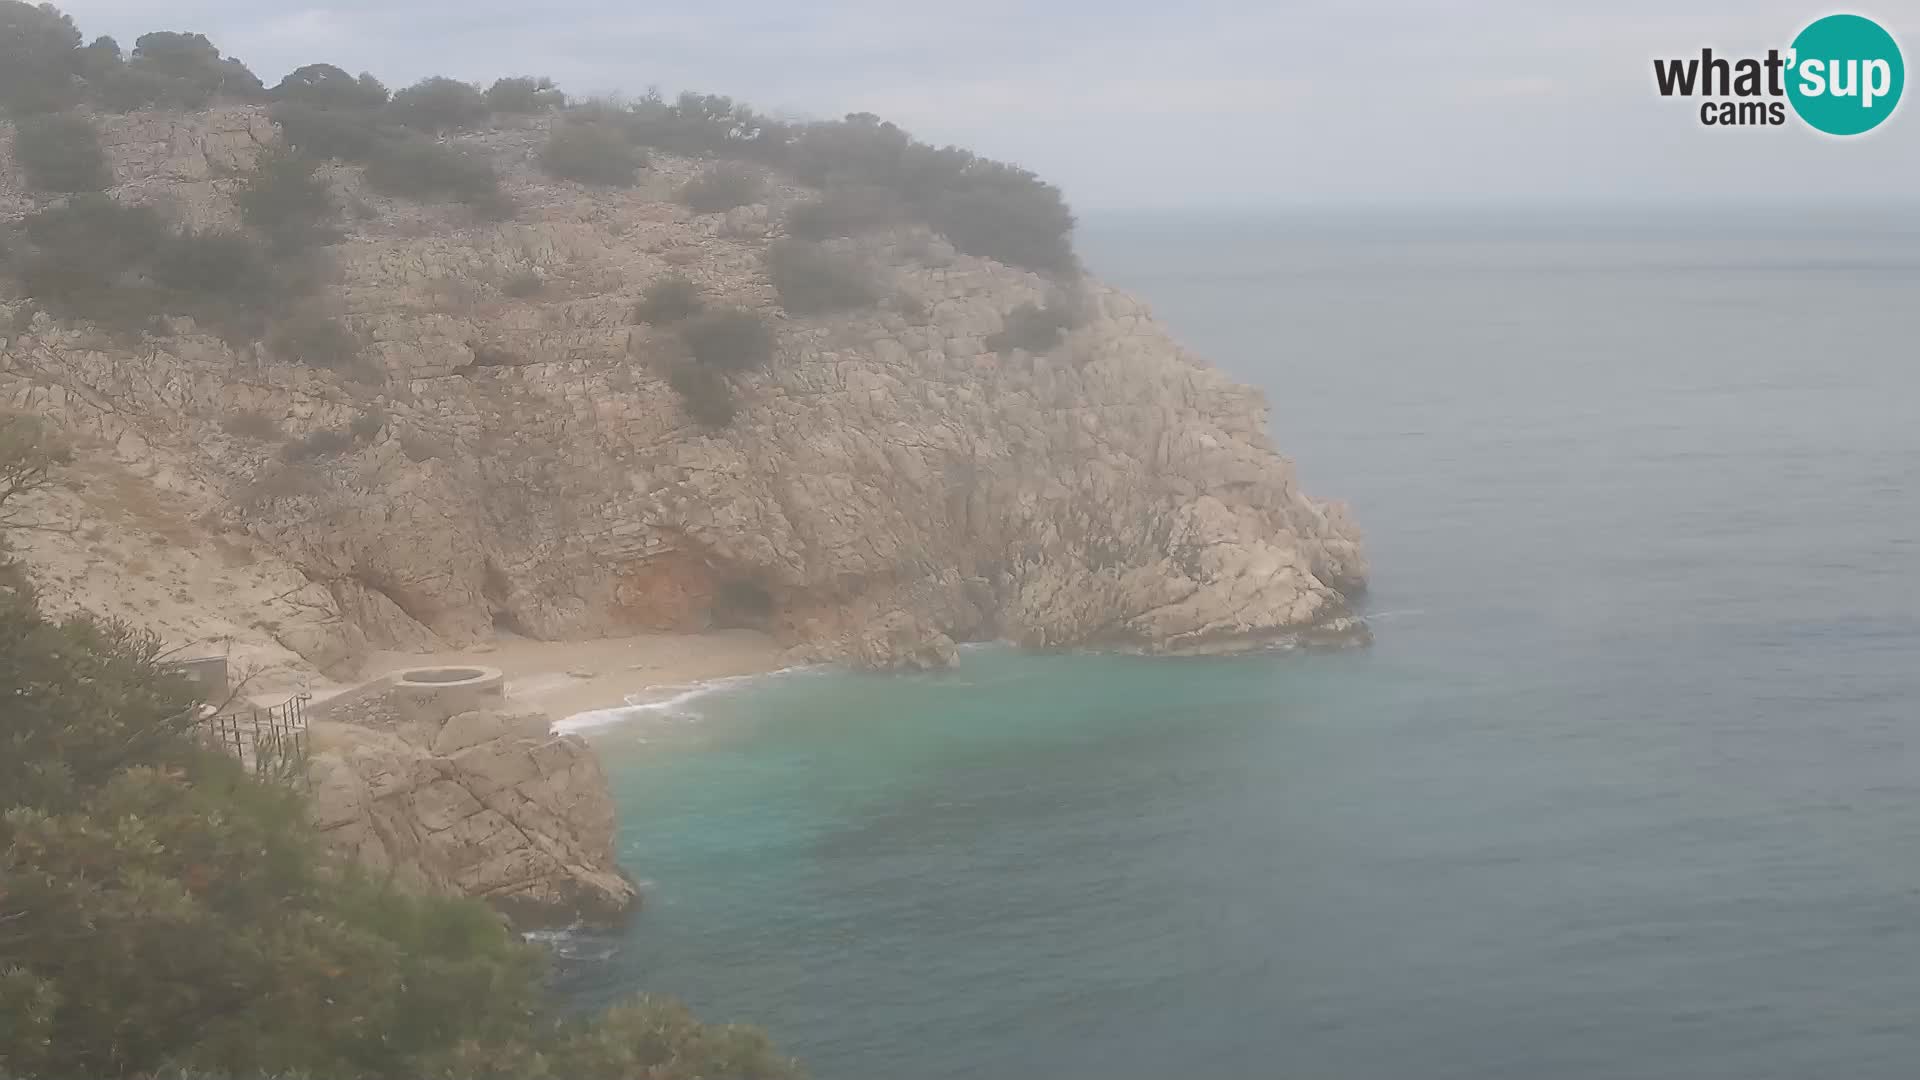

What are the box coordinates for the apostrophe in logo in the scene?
[1652,12,1904,135]
[1786,14,1904,134]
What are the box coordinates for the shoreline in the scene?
[350,628,791,724]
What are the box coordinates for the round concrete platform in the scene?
[389,665,506,715]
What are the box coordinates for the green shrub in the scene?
[150,228,273,298]
[269,100,389,161]
[632,274,703,324]
[501,270,544,298]
[220,409,283,441]
[11,195,167,331]
[0,585,548,1080]
[668,363,736,428]
[537,996,801,1079]
[681,163,761,213]
[90,64,169,111]
[986,299,1078,353]
[11,111,111,192]
[487,75,564,113]
[236,146,341,253]
[627,90,790,161]
[471,341,524,366]
[129,31,262,105]
[786,186,900,240]
[267,312,360,369]
[927,174,1077,276]
[680,308,773,373]
[82,30,264,111]
[765,239,878,315]
[280,426,352,461]
[0,411,72,530]
[389,75,487,133]
[787,114,1077,273]
[0,422,805,1080]
[74,33,122,81]
[540,121,642,186]
[364,139,505,212]
[272,62,388,109]
[0,0,83,114]
[400,432,453,462]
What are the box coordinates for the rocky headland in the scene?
[1,101,1366,922]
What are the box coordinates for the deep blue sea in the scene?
[556,208,1920,1079]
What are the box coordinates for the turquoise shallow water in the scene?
[556,209,1920,1079]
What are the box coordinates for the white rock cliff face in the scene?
[0,107,1367,672]
[305,688,637,927]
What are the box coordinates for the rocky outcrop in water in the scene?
[305,686,637,928]
[0,106,1367,672]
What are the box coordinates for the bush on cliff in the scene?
[0,1,83,114]
[267,310,361,370]
[269,99,392,161]
[986,298,1079,354]
[785,186,902,241]
[680,308,773,373]
[487,75,565,114]
[272,63,389,109]
[236,146,342,253]
[3,176,341,341]
[8,196,168,331]
[280,426,353,461]
[626,90,790,162]
[364,139,508,216]
[681,162,761,213]
[0,435,803,1078]
[765,239,879,316]
[633,274,704,325]
[103,30,264,110]
[389,76,489,133]
[220,409,283,441]
[11,111,111,193]
[785,113,1077,273]
[7,4,1078,270]
[270,88,509,216]
[668,362,738,428]
[540,121,643,187]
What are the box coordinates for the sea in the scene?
[551,206,1920,1079]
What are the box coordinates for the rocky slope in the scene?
[306,686,636,928]
[0,105,1366,675]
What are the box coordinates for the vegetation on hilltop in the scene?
[539,119,644,187]
[0,3,1077,273]
[0,414,803,1079]
[1,2,1080,424]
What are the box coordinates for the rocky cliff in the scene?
[0,106,1366,676]
[306,686,637,928]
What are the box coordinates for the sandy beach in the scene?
[350,629,790,723]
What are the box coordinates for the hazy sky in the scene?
[49,1,1920,212]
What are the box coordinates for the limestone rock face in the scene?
[306,689,637,928]
[0,106,1368,672]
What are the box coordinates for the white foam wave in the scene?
[521,926,619,962]
[551,666,809,734]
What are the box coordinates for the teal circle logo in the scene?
[1786,14,1904,135]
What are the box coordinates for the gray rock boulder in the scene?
[306,689,637,928]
